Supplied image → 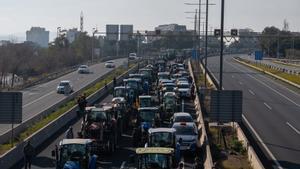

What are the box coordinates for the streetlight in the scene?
[92,28,98,64]
[219,0,225,91]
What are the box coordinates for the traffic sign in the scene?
[209,90,243,123]
[0,92,22,124]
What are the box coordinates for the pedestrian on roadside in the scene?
[23,141,35,169]
[65,126,74,139]
[113,77,117,88]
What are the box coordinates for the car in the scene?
[171,112,193,125]
[77,65,89,74]
[105,61,115,68]
[176,82,191,97]
[172,122,199,152]
[57,80,73,94]
[128,53,141,60]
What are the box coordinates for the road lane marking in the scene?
[182,99,185,112]
[120,161,126,169]
[263,102,272,110]
[225,59,300,108]
[248,89,255,95]
[23,91,55,108]
[286,122,300,135]
[242,115,283,169]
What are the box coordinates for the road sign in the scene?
[209,90,242,123]
[0,92,22,124]
[106,24,119,41]
[255,51,263,60]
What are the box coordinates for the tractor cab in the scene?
[124,78,142,94]
[162,92,178,119]
[52,139,97,169]
[139,95,153,108]
[135,147,175,169]
[147,128,176,149]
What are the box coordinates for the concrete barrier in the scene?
[188,60,214,169]
[0,64,140,169]
[235,123,265,169]
[234,57,300,89]
[0,63,130,145]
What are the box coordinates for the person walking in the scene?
[23,141,35,169]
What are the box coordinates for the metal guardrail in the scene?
[0,64,140,169]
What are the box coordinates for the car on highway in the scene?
[56,80,73,94]
[105,61,116,68]
[172,122,198,153]
[176,81,191,98]
[171,112,193,125]
[77,65,90,74]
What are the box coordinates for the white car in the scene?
[176,82,191,97]
[105,61,115,68]
[171,112,193,125]
[77,65,89,74]
[172,122,198,152]
[57,80,73,94]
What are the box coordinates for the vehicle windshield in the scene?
[164,96,175,105]
[173,125,197,135]
[158,74,169,80]
[140,98,151,107]
[178,84,190,88]
[150,132,174,147]
[59,82,69,86]
[140,70,150,77]
[60,144,86,164]
[88,110,107,122]
[140,154,170,169]
[114,88,126,97]
[79,65,88,68]
[174,116,193,123]
[106,61,114,63]
[140,110,156,122]
[127,81,138,89]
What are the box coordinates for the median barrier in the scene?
[199,57,265,169]
[188,60,214,169]
[0,64,139,169]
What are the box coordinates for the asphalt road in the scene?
[207,54,300,169]
[0,58,126,136]
[13,94,198,169]
[241,55,300,73]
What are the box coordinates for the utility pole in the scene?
[92,28,97,63]
[194,9,198,49]
[219,0,225,91]
[204,0,209,87]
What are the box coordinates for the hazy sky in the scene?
[0,0,299,40]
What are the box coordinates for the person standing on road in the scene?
[23,141,35,169]
[113,77,117,88]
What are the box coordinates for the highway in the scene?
[207,54,300,169]
[13,94,198,169]
[0,58,126,137]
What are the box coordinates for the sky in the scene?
[0,0,299,41]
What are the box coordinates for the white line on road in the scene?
[263,102,272,110]
[226,59,300,108]
[23,91,55,108]
[242,115,283,169]
[248,89,255,95]
[120,161,126,169]
[181,99,185,112]
[286,122,300,135]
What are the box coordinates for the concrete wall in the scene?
[0,64,139,169]
[188,60,214,169]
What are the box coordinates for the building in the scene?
[26,27,49,47]
[120,25,133,41]
[0,40,10,46]
[155,24,187,33]
[66,28,80,43]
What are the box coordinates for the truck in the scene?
[51,139,97,169]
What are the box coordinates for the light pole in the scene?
[219,0,225,91]
[92,28,97,64]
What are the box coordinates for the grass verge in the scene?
[237,58,300,85]
[0,64,134,155]
[208,126,252,169]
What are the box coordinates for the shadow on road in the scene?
[31,156,56,168]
